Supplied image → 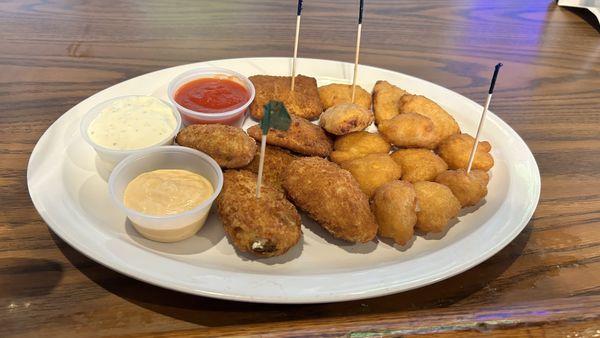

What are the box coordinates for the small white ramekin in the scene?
[108,146,223,242]
[80,95,182,170]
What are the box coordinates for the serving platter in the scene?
[27,57,540,304]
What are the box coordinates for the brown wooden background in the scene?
[1,0,599,336]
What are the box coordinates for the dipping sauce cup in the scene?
[167,67,255,127]
[108,146,223,242]
[80,95,182,170]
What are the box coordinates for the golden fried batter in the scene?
[319,103,374,135]
[378,113,439,149]
[372,80,407,125]
[247,115,333,157]
[340,154,402,197]
[371,180,417,245]
[249,75,323,120]
[176,124,256,168]
[399,94,460,143]
[391,148,448,183]
[436,169,489,207]
[436,133,494,171]
[414,181,461,233]
[283,157,377,243]
[330,131,391,164]
[318,83,371,110]
[217,170,301,257]
[243,145,297,191]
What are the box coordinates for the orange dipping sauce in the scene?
[174,78,250,114]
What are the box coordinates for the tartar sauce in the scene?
[88,96,177,150]
[123,169,213,216]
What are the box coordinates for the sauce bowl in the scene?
[108,146,223,242]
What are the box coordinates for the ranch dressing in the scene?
[88,96,177,150]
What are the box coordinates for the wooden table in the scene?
[1,0,599,336]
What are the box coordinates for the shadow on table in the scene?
[52,222,532,328]
[0,257,64,298]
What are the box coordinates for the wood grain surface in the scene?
[1,0,599,337]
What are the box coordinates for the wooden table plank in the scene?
[1,0,599,336]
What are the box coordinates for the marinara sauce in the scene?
[174,78,250,114]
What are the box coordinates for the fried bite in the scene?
[319,103,374,135]
[330,131,391,164]
[247,115,333,157]
[372,80,407,125]
[371,181,417,245]
[249,75,323,120]
[243,145,297,191]
[176,124,256,168]
[340,154,402,197]
[435,169,489,207]
[436,133,494,171]
[378,113,439,149]
[391,148,448,183]
[282,157,377,243]
[414,181,461,233]
[217,170,302,257]
[399,94,460,143]
[318,83,371,110]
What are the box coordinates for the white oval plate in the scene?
[28,57,540,304]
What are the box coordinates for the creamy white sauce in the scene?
[88,96,177,150]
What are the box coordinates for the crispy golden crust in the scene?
[399,94,460,143]
[391,148,448,183]
[340,154,402,197]
[319,103,374,135]
[242,145,297,191]
[249,75,322,120]
[371,180,417,245]
[372,80,407,125]
[436,133,494,171]
[378,113,439,149]
[282,157,378,243]
[247,116,333,156]
[414,181,461,233]
[318,84,371,110]
[330,131,391,164]
[176,124,256,168]
[435,169,489,207]
[216,170,301,257]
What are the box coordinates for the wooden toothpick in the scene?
[290,0,303,92]
[467,63,503,173]
[351,0,364,103]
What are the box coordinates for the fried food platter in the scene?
[28,57,540,303]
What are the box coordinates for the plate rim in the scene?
[27,57,541,304]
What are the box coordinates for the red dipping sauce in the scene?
[174,78,250,114]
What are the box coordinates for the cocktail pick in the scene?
[256,101,292,198]
[351,0,364,103]
[290,0,304,91]
[466,63,503,173]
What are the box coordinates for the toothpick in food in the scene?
[351,0,364,103]
[290,0,304,91]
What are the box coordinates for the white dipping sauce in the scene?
[88,96,177,150]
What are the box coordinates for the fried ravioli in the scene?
[283,157,378,243]
[329,131,391,164]
[378,113,439,149]
[318,83,371,110]
[319,103,374,135]
[399,94,460,143]
[391,148,448,183]
[249,75,323,120]
[436,133,494,171]
[340,154,402,197]
[243,145,297,191]
[217,170,302,257]
[371,180,417,245]
[247,115,333,157]
[372,80,407,125]
[176,124,256,168]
